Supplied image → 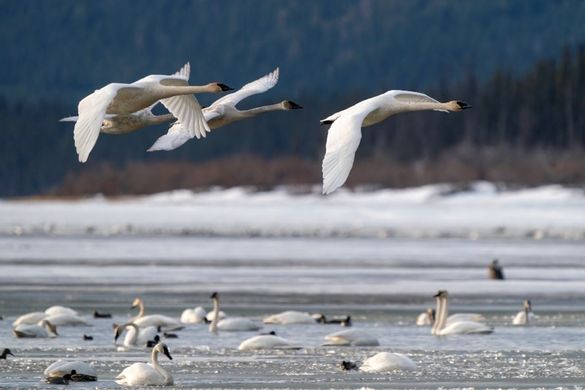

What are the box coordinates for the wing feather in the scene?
[210,67,279,108]
[159,95,210,139]
[147,122,192,152]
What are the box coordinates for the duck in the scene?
[0,348,14,359]
[148,67,302,152]
[263,310,317,325]
[129,298,182,330]
[513,299,535,325]
[208,292,262,333]
[115,342,173,386]
[44,360,97,381]
[315,314,352,327]
[432,290,493,336]
[341,352,417,372]
[13,320,58,338]
[238,335,300,351]
[68,62,231,162]
[114,322,159,349]
[320,90,470,194]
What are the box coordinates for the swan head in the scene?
[209,83,233,92]
[131,298,143,309]
[433,290,448,298]
[427,308,436,323]
[154,343,173,360]
[446,100,472,111]
[113,324,124,342]
[282,100,303,110]
[40,320,58,335]
[210,292,219,300]
[523,299,532,311]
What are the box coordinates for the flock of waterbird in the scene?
[1,291,536,386]
[60,62,471,194]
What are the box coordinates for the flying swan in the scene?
[320,90,471,194]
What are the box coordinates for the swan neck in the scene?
[151,113,175,124]
[239,103,284,117]
[431,297,442,335]
[209,297,219,334]
[161,85,214,98]
[125,323,139,345]
[150,348,167,380]
[438,296,449,331]
[402,102,449,112]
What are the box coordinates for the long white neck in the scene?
[159,85,217,98]
[124,323,140,346]
[438,296,449,331]
[150,348,171,384]
[400,101,452,113]
[131,301,145,322]
[209,297,219,334]
[431,297,443,335]
[238,103,286,118]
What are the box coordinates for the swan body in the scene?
[205,310,227,322]
[44,360,97,381]
[148,67,302,152]
[13,320,58,338]
[217,317,262,332]
[72,63,230,162]
[238,335,300,351]
[416,308,435,326]
[114,323,158,348]
[446,313,486,325]
[130,298,182,330]
[115,343,173,386]
[180,306,207,324]
[432,291,493,336]
[359,352,417,372]
[263,310,316,325]
[44,314,89,326]
[320,90,471,194]
[45,306,78,317]
[323,329,380,346]
[13,311,47,326]
[513,299,535,325]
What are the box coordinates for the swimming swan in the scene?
[44,360,97,381]
[416,308,435,326]
[114,322,158,349]
[513,299,535,325]
[115,342,173,386]
[238,334,300,351]
[180,306,207,324]
[320,90,471,194]
[323,328,380,346]
[71,62,231,162]
[432,291,493,336]
[263,310,316,325]
[13,319,58,338]
[342,352,417,372]
[208,292,261,333]
[130,298,182,330]
[147,67,302,152]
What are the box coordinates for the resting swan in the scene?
[114,322,159,349]
[342,352,417,372]
[180,306,207,324]
[432,291,493,336]
[263,310,316,325]
[320,90,471,194]
[44,360,97,381]
[323,328,380,346]
[209,292,262,333]
[13,319,58,338]
[130,298,182,330]
[238,335,300,351]
[115,342,173,386]
[148,67,302,152]
[13,311,47,327]
[70,62,231,162]
[513,299,535,325]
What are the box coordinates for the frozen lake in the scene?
[1,184,584,388]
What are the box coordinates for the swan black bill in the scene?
[456,101,472,110]
[218,83,234,92]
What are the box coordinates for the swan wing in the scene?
[322,109,371,194]
[391,90,448,113]
[211,67,279,108]
[74,84,121,162]
[159,94,210,139]
[147,123,192,152]
[60,116,79,122]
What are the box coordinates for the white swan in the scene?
[513,299,535,325]
[359,352,417,372]
[43,313,89,326]
[71,62,231,162]
[44,306,79,317]
[13,319,58,338]
[180,306,207,324]
[13,311,47,327]
[114,322,159,349]
[320,90,471,194]
[148,67,302,152]
[323,329,380,346]
[208,292,261,332]
[115,342,173,386]
[238,335,300,351]
[263,310,316,325]
[44,360,97,381]
[416,308,435,326]
[130,298,182,330]
[432,291,493,336]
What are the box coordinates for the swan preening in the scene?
[13,320,58,338]
[513,299,535,325]
[148,67,302,152]
[320,90,471,194]
[432,291,493,336]
[114,322,159,349]
[181,306,207,324]
[116,342,174,386]
[130,298,182,330]
[44,360,97,382]
[13,305,80,327]
[416,308,435,326]
[342,352,417,373]
[65,62,232,162]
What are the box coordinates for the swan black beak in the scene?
[218,83,233,92]
[163,346,173,360]
[457,101,472,110]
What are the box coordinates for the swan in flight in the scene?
[323,328,380,346]
[44,360,97,382]
[13,319,58,338]
[208,292,262,333]
[70,62,232,162]
[130,298,182,330]
[238,334,300,351]
[115,342,173,386]
[513,299,535,325]
[263,310,317,325]
[180,306,207,324]
[342,352,417,372]
[147,67,302,152]
[320,90,471,194]
[432,291,493,336]
[114,322,159,349]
